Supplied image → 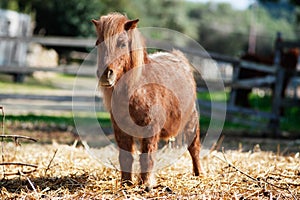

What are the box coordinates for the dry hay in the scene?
[0,141,299,200]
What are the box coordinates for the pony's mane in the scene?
[126,27,147,85]
[128,28,148,69]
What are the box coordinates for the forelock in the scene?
[96,13,128,51]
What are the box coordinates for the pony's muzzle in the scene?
[100,68,116,87]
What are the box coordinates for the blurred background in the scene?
[0,0,299,151]
[1,0,299,55]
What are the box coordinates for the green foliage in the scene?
[257,0,300,41]
[251,5,296,54]
[33,0,110,36]
[186,1,297,55]
[1,0,110,36]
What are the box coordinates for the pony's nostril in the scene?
[107,69,114,79]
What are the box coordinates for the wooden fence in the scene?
[0,36,96,76]
[227,37,300,136]
[0,35,299,136]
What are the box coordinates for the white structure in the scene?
[0,9,31,71]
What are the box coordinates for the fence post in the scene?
[269,32,284,137]
[228,61,240,107]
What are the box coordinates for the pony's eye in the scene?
[117,42,127,48]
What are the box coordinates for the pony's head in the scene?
[92,13,146,88]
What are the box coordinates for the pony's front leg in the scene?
[115,130,134,186]
[139,134,159,190]
[119,148,134,185]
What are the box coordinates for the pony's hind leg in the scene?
[188,123,202,176]
[186,109,202,176]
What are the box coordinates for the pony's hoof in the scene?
[121,180,133,187]
[145,186,152,192]
[163,186,172,193]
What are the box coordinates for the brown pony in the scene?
[92,13,201,189]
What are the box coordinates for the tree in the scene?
[257,0,300,36]
[0,0,111,37]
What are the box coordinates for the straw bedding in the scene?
[0,141,299,199]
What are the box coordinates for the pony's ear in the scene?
[92,19,100,46]
[124,19,139,31]
[91,19,99,27]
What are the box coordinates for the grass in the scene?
[0,74,58,93]
[249,93,273,112]
[5,112,112,129]
[197,90,229,102]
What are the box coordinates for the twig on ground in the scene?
[3,169,37,176]
[0,135,38,143]
[215,135,225,152]
[19,170,38,197]
[0,162,37,176]
[45,149,58,175]
[0,162,38,168]
[218,149,258,183]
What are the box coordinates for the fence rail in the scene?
[0,64,95,76]
[0,36,95,48]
